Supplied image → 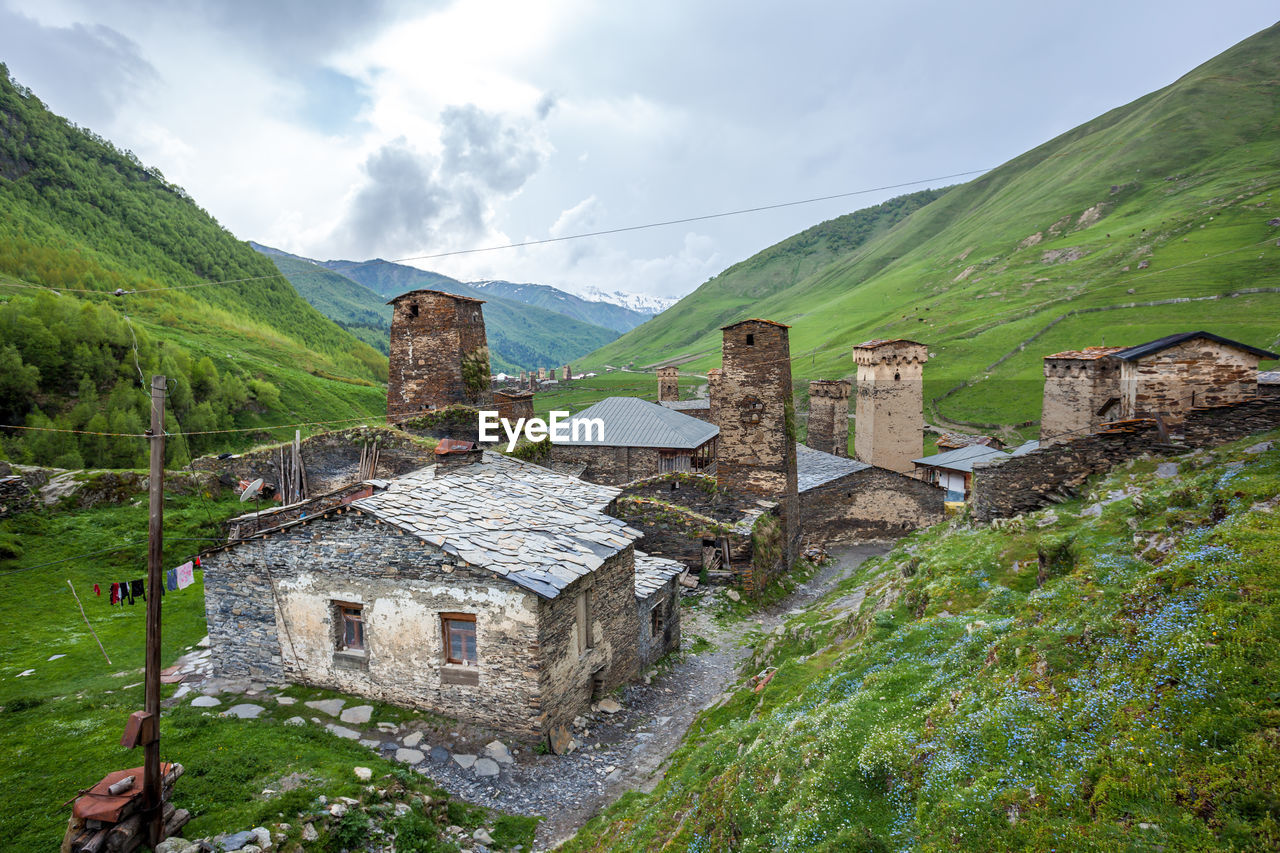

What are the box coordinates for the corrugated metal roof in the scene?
[912,443,1010,473]
[554,397,718,449]
[1111,331,1279,362]
[796,444,870,492]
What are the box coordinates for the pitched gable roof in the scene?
[554,397,718,449]
[796,444,870,492]
[912,443,1010,473]
[1111,331,1278,362]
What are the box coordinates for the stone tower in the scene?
[807,379,851,457]
[1039,347,1123,446]
[562,365,572,381]
[712,319,800,569]
[853,339,928,473]
[657,366,679,402]
[387,289,492,423]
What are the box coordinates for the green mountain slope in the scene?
[568,431,1280,851]
[316,257,622,372]
[580,23,1280,431]
[0,66,388,467]
[470,279,650,333]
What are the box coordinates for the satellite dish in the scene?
[240,478,264,502]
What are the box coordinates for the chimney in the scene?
[435,438,483,469]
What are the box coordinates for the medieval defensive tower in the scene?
[1039,347,1123,446]
[657,366,679,402]
[853,339,928,473]
[807,379,851,457]
[386,289,492,423]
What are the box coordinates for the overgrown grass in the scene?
[564,431,1280,851]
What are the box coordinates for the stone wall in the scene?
[545,444,664,486]
[202,509,636,739]
[493,391,534,424]
[636,581,681,669]
[854,340,928,473]
[0,474,33,518]
[1120,339,1262,425]
[1040,353,1122,445]
[536,550,639,735]
[225,481,377,540]
[972,396,1280,521]
[807,380,851,457]
[387,290,493,422]
[800,467,944,544]
[193,427,435,495]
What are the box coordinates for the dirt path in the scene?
[404,543,887,850]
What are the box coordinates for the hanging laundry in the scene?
[166,569,178,592]
[94,583,101,597]
[176,561,195,590]
[110,583,120,605]
[129,579,145,603]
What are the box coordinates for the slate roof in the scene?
[912,443,1011,473]
[1045,346,1124,360]
[796,444,871,492]
[721,318,790,330]
[1260,370,1280,385]
[386,288,484,306]
[352,452,642,599]
[659,399,711,411]
[855,338,925,349]
[553,397,719,449]
[1010,439,1040,457]
[634,552,685,598]
[1110,331,1279,362]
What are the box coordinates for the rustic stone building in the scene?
[547,396,719,486]
[659,398,713,422]
[711,319,800,563]
[493,390,535,424]
[657,367,679,402]
[1112,332,1277,425]
[807,380,851,457]
[796,445,944,543]
[562,365,572,381]
[853,339,928,473]
[633,553,684,668]
[1261,370,1280,397]
[387,290,492,423]
[1039,346,1125,445]
[201,453,659,743]
[912,443,1011,501]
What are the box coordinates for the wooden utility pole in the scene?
[143,374,166,847]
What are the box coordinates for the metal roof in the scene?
[554,397,718,449]
[634,551,685,598]
[352,452,642,599]
[1111,331,1279,362]
[796,444,871,492]
[912,443,1011,473]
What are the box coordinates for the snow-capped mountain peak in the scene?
[578,286,678,315]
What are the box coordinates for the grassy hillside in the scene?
[0,66,388,466]
[567,431,1280,851]
[579,23,1280,432]
[319,257,622,372]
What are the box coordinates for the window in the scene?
[441,613,477,665]
[576,588,595,654]
[335,602,364,652]
[408,302,419,318]
[745,333,754,346]
[650,604,664,638]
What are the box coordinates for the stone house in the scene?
[1261,370,1280,397]
[633,553,684,668]
[200,452,681,743]
[548,396,719,485]
[807,380,851,457]
[796,445,944,543]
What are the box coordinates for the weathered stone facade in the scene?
[562,365,572,381]
[636,581,680,669]
[201,508,640,739]
[193,428,435,495]
[1118,338,1264,425]
[972,396,1280,521]
[800,467,943,544]
[853,339,928,473]
[546,444,665,486]
[492,391,535,425]
[657,367,679,402]
[1040,347,1123,445]
[387,290,492,423]
[0,473,33,518]
[807,380,851,457]
[712,319,800,564]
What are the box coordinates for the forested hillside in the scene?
[0,65,387,468]
[581,23,1280,432]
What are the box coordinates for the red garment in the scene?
[94,583,101,597]
[110,583,120,605]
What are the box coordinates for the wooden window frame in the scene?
[334,600,365,652]
[576,587,595,655]
[650,603,664,638]
[441,612,478,666]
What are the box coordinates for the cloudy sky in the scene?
[1,2,1275,299]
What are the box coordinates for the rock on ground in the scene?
[452,753,477,769]
[396,748,425,764]
[305,698,346,716]
[222,703,265,719]
[190,696,221,708]
[325,724,361,740]
[339,704,373,724]
[403,731,424,748]
[474,757,500,777]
